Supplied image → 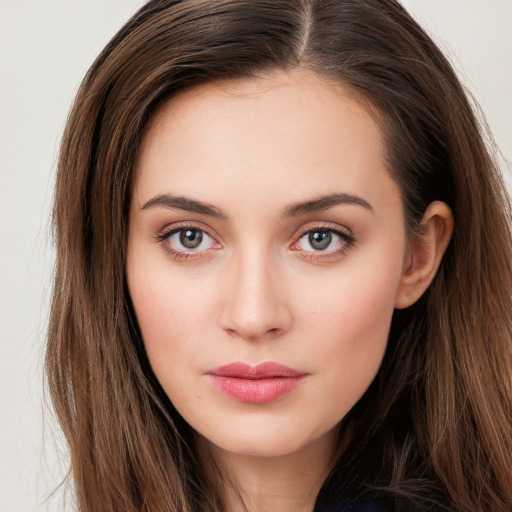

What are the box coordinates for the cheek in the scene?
[126,255,219,376]
[329,278,394,376]
[293,254,403,410]
[296,247,401,341]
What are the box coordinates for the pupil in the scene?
[309,231,331,250]
[180,229,203,249]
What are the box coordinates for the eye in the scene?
[301,230,335,251]
[155,224,220,259]
[291,225,355,256]
[168,227,216,251]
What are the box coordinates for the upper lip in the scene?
[206,362,306,379]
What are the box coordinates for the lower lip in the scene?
[209,375,305,404]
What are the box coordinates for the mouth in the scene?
[206,362,307,404]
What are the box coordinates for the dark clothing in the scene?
[316,492,392,512]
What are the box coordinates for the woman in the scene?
[46,1,512,511]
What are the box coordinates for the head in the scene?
[47,1,512,511]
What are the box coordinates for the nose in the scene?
[219,247,292,341]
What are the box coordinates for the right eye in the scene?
[168,228,214,251]
[156,224,221,260]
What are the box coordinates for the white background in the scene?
[0,1,511,511]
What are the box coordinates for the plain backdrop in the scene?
[0,1,511,511]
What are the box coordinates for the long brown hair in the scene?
[46,1,512,511]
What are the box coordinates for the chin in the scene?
[222,437,302,458]
[197,416,336,460]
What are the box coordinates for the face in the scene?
[127,69,408,460]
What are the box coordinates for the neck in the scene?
[199,431,338,512]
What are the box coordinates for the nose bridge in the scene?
[220,242,291,340]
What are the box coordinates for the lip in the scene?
[206,362,307,404]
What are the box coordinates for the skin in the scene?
[127,69,453,512]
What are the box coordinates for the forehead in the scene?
[133,69,398,218]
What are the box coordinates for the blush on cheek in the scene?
[318,280,396,370]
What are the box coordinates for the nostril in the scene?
[264,327,283,339]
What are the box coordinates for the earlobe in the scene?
[395,201,454,309]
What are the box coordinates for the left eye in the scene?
[296,229,351,252]
[168,228,215,251]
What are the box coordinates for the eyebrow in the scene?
[282,193,373,217]
[141,191,373,219]
[141,193,228,219]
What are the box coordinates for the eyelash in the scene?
[290,223,356,260]
[154,222,220,261]
[154,222,356,261]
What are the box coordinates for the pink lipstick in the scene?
[206,362,307,404]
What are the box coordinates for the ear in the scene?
[395,201,454,309]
